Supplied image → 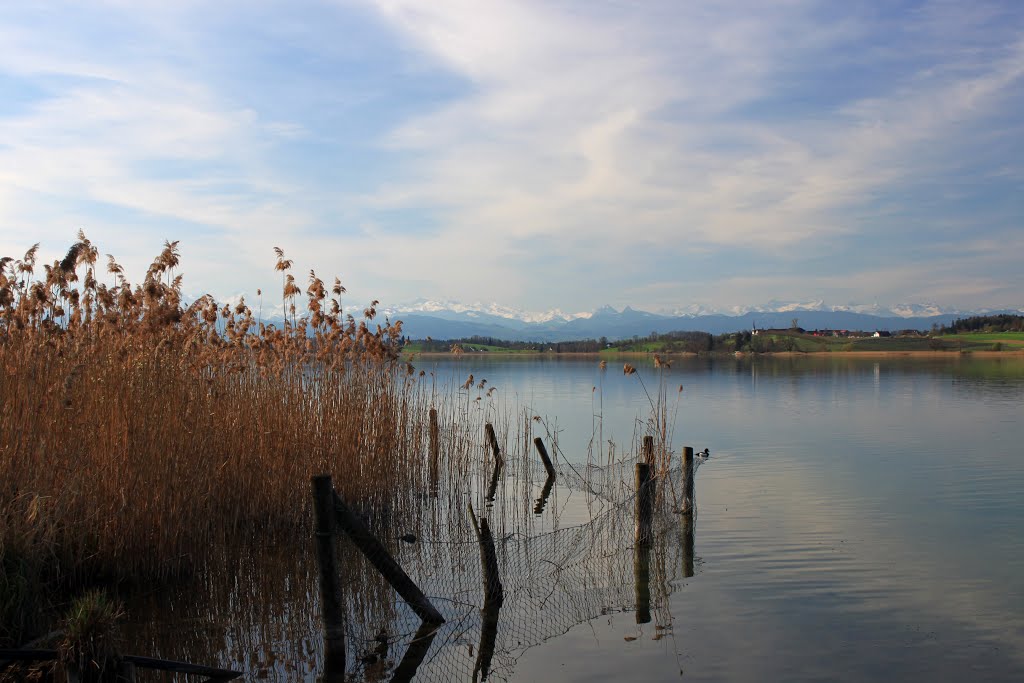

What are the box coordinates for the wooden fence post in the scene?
[681,510,695,579]
[634,461,655,623]
[681,446,694,515]
[312,475,346,675]
[472,511,503,681]
[634,539,652,624]
[533,437,556,479]
[476,517,504,608]
[635,463,654,546]
[485,423,502,462]
[642,435,655,466]
[332,491,445,624]
[484,424,503,503]
[428,408,439,494]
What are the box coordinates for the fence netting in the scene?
[119,415,705,682]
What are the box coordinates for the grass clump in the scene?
[56,590,125,683]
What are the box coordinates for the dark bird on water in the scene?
[700,448,710,457]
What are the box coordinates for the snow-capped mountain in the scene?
[665,300,965,318]
[383,299,1020,342]
[386,299,592,324]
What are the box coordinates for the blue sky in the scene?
[1,1,1022,315]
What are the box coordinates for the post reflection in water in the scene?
[681,511,695,579]
[633,541,652,625]
[532,474,556,515]
[390,623,440,683]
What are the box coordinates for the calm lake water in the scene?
[127,354,1024,682]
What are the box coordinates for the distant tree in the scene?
[790,317,799,331]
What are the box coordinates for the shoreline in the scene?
[405,349,1024,359]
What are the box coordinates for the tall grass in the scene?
[0,234,458,642]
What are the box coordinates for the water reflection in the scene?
[121,356,1024,681]
[125,444,699,682]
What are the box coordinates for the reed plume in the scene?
[0,235,441,645]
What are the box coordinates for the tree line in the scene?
[936,314,1024,334]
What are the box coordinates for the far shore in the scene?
[405,349,1024,359]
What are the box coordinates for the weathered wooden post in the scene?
[634,538,652,624]
[635,462,654,545]
[634,461,654,623]
[331,491,445,624]
[681,446,695,515]
[471,510,503,682]
[484,423,503,503]
[533,437,556,479]
[679,446,697,577]
[476,517,504,608]
[428,408,439,494]
[484,423,502,463]
[643,435,655,466]
[474,599,501,681]
[681,509,695,579]
[312,475,346,676]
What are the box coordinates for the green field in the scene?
[403,331,1024,356]
[942,332,1024,347]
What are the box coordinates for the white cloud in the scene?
[1,1,1021,312]
[352,0,1024,309]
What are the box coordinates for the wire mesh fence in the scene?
[116,396,705,682]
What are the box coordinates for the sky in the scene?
[1,0,1022,316]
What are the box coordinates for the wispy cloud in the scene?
[353,0,1024,309]
[0,1,1021,312]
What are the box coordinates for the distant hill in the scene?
[392,307,1006,342]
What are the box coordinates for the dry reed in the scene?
[0,234,458,643]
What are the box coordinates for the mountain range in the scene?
[381,300,1022,342]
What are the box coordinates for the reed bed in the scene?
[0,234,469,644]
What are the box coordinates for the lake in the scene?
[125,354,1024,681]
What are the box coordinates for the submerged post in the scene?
[428,408,440,493]
[681,446,695,515]
[533,437,556,479]
[312,475,346,675]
